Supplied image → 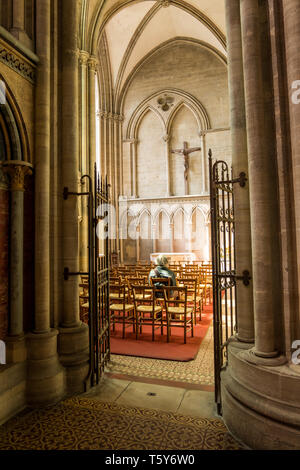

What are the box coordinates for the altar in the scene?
[150,252,196,264]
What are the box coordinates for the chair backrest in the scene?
[110,275,122,286]
[178,277,198,300]
[132,285,155,306]
[149,276,171,287]
[163,286,188,314]
[109,284,127,306]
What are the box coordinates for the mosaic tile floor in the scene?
[106,322,215,386]
[0,397,242,450]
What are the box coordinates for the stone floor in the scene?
[83,377,217,419]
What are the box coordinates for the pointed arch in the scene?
[0,75,30,162]
[127,104,166,140]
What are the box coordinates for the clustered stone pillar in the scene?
[225,0,254,344]
[283,0,300,341]
[240,0,283,360]
[58,0,89,393]
[27,0,65,405]
[2,162,32,363]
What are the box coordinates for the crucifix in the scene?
[171,141,201,195]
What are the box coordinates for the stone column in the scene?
[240,0,282,360]
[282,0,300,340]
[152,223,157,253]
[185,221,193,253]
[199,132,207,194]
[130,139,138,198]
[58,0,89,393]
[27,0,64,405]
[225,0,254,344]
[169,222,174,253]
[1,162,32,363]
[79,50,89,273]
[163,134,171,197]
[88,56,98,176]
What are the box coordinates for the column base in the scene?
[58,322,89,395]
[235,333,255,344]
[239,347,287,366]
[26,329,65,406]
[221,343,300,449]
[5,334,27,363]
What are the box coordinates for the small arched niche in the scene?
[170,104,201,196]
[136,109,165,198]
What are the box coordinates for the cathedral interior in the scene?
[0,0,300,451]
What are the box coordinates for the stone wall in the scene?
[0,187,9,340]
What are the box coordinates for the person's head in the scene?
[156,255,169,268]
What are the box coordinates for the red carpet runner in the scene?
[110,304,213,362]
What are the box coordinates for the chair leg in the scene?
[152,317,154,341]
[122,314,125,339]
[135,313,138,340]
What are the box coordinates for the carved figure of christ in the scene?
[171,141,201,195]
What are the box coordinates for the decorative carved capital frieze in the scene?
[0,38,36,83]
[0,161,33,191]
[88,55,99,71]
[99,110,124,122]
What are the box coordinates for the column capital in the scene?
[78,50,90,67]
[87,55,99,71]
[162,134,171,142]
[1,161,33,191]
[159,0,171,7]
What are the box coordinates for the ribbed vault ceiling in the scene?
[95,0,226,94]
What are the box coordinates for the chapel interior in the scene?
[0,0,300,451]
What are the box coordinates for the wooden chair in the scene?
[132,285,163,341]
[110,284,135,339]
[200,267,213,305]
[126,276,150,301]
[178,277,202,323]
[163,286,194,344]
[79,282,89,324]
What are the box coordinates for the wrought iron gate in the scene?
[86,166,110,388]
[209,150,244,414]
[64,165,110,390]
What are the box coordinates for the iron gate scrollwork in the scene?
[209,150,238,415]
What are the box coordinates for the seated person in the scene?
[149,255,176,297]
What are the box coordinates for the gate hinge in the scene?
[220,172,247,188]
[231,172,247,187]
[63,187,90,200]
[64,267,88,280]
[236,270,251,286]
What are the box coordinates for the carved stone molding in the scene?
[0,38,36,83]
[1,161,33,191]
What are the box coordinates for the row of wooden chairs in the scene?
[110,284,194,343]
